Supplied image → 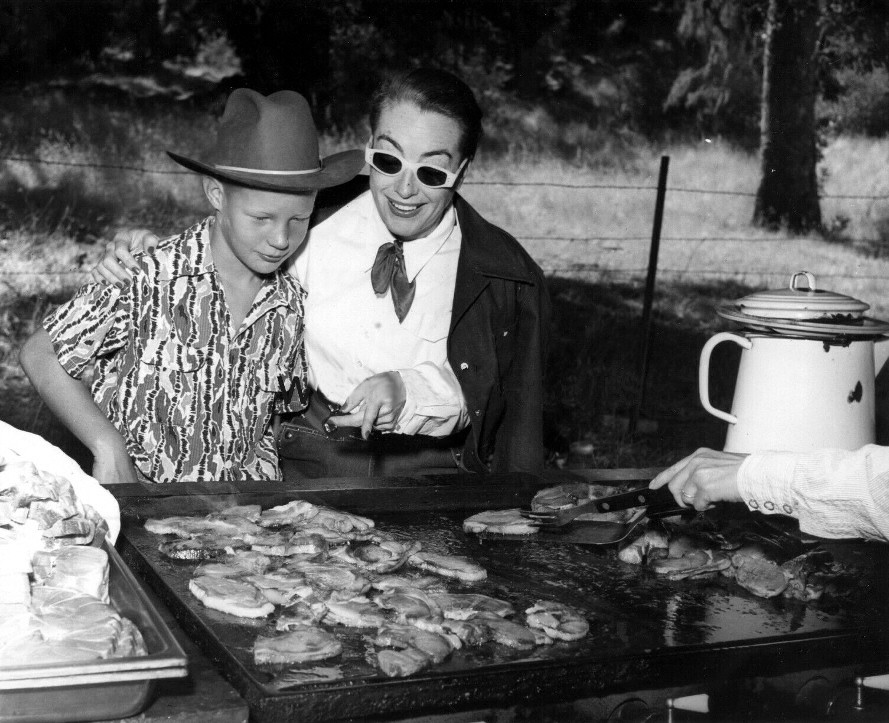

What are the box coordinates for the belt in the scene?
[298,387,361,439]
[294,387,468,450]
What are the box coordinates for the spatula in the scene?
[520,485,682,528]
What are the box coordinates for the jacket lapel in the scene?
[450,195,536,329]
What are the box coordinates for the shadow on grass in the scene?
[544,276,758,467]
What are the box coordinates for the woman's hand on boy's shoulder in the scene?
[90,229,160,287]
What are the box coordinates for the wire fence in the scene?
[2,152,889,285]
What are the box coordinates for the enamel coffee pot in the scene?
[699,272,889,453]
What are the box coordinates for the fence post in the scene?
[629,155,670,436]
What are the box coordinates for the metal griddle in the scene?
[112,472,889,722]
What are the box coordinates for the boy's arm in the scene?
[19,329,139,485]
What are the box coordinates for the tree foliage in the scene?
[1,0,888,145]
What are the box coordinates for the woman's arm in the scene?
[89,229,161,285]
[19,330,138,485]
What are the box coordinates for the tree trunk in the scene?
[752,0,822,232]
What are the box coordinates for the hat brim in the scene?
[167,149,366,192]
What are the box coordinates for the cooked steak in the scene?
[188,576,274,618]
[408,552,487,582]
[462,509,538,536]
[253,627,342,665]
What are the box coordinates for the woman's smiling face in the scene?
[368,100,467,242]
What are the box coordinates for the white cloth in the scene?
[0,421,121,543]
[288,190,470,436]
[738,445,889,541]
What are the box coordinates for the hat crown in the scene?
[204,89,320,173]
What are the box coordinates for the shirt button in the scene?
[782,503,793,514]
[763,500,775,511]
[503,330,509,337]
[748,499,759,509]
[474,409,481,417]
[460,362,469,371]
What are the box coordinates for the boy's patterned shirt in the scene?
[44,218,307,483]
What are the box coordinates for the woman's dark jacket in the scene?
[314,177,551,474]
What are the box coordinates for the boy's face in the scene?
[204,178,316,277]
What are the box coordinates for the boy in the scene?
[19,89,364,484]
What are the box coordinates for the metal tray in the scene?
[0,540,188,723]
[111,474,889,723]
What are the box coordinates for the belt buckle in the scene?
[322,402,342,435]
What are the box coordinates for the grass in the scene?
[3,89,889,473]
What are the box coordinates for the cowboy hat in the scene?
[168,88,364,192]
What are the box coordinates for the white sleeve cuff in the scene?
[392,365,468,437]
[737,451,799,517]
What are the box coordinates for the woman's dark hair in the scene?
[369,68,483,161]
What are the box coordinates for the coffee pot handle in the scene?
[699,332,752,424]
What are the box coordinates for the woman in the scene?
[93,68,551,479]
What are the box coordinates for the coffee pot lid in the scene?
[716,271,889,337]
[734,271,868,319]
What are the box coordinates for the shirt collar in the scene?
[367,199,457,282]
[158,216,303,312]
[158,217,217,281]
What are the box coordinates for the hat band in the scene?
[213,162,322,176]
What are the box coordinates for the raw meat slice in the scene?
[462,509,538,536]
[525,600,589,641]
[408,552,486,582]
[43,517,95,544]
[115,617,148,657]
[46,545,110,603]
[188,576,274,618]
[253,627,342,665]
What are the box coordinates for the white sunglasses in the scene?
[364,145,468,189]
